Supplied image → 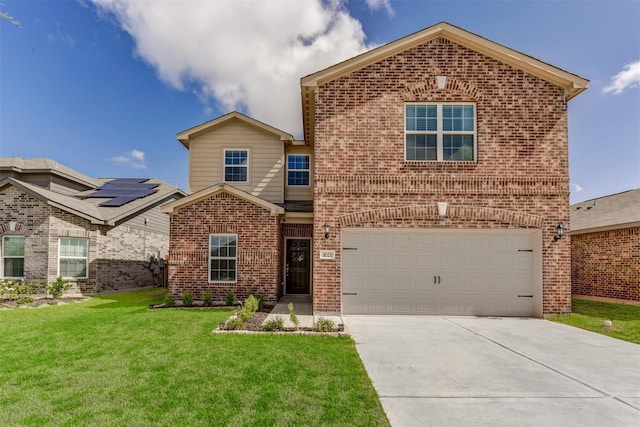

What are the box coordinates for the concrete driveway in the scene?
[345,316,640,427]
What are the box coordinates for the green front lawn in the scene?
[549,298,640,344]
[0,289,389,426]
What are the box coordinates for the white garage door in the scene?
[342,229,538,316]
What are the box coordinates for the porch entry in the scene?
[285,239,311,294]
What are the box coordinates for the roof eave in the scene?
[300,22,589,142]
[176,111,294,149]
[162,183,285,216]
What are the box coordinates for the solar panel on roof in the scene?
[99,196,144,207]
[87,178,159,206]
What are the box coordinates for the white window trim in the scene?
[2,235,25,278]
[223,149,250,183]
[286,154,311,187]
[209,233,238,284]
[58,238,89,279]
[404,102,477,162]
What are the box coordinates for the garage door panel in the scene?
[342,229,536,316]
[367,233,388,249]
[415,254,437,269]
[391,233,412,248]
[392,254,412,269]
[367,254,388,269]
[392,275,413,291]
[463,254,484,270]
[415,234,435,249]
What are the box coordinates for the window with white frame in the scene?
[287,154,310,186]
[2,236,25,278]
[59,238,88,278]
[405,103,476,161]
[224,150,249,182]
[209,234,237,282]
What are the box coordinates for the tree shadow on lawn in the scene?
[88,288,167,310]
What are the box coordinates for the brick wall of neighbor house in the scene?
[572,228,640,301]
[49,208,98,295]
[168,191,282,303]
[0,187,51,282]
[95,225,168,293]
[312,37,571,315]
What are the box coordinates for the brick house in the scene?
[571,189,640,302]
[163,22,588,317]
[0,157,184,294]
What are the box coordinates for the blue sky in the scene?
[1,0,638,203]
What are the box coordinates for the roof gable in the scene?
[300,21,589,144]
[161,183,285,216]
[177,111,294,148]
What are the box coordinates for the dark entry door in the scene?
[286,239,311,294]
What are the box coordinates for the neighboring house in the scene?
[163,22,588,317]
[0,157,184,294]
[571,189,640,302]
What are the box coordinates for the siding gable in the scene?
[188,119,285,203]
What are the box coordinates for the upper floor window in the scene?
[59,238,88,278]
[224,149,249,183]
[210,234,237,283]
[2,236,25,278]
[287,154,310,186]
[405,103,476,162]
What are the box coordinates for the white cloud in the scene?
[90,0,383,137]
[572,183,584,193]
[112,149,146,169]
[603,60,640,95]
[365,0,395,17]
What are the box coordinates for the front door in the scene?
[286,239,311,294]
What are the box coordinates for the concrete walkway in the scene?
[345,316,640,427]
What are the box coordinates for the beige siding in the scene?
[121,198,178,234]
[284,146,313,201]
[189,120,284,203]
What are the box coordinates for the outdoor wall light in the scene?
[554,223,564,241]
[323,222,330,239]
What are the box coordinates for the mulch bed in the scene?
[0,295,87,309]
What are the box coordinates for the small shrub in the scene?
[225,318,245,330]
[0,279,38,300]
[164,293,176,307]
[202,292,213,307]
[46,276,71,299]
[263,316,284,331]
[249,292,265,309]
[313,317,336,332]
[225,290,235,306]
[238,295,259,322]
[288,302,300,330]
[181,292,193,307]
[16,296,34,305]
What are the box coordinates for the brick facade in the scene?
[0,186,50,282]
[312,37,571,315]
[168,191,282,303]
[1,186,167,295]
[571,228,640,301]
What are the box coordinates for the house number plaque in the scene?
[319,250,336,260]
